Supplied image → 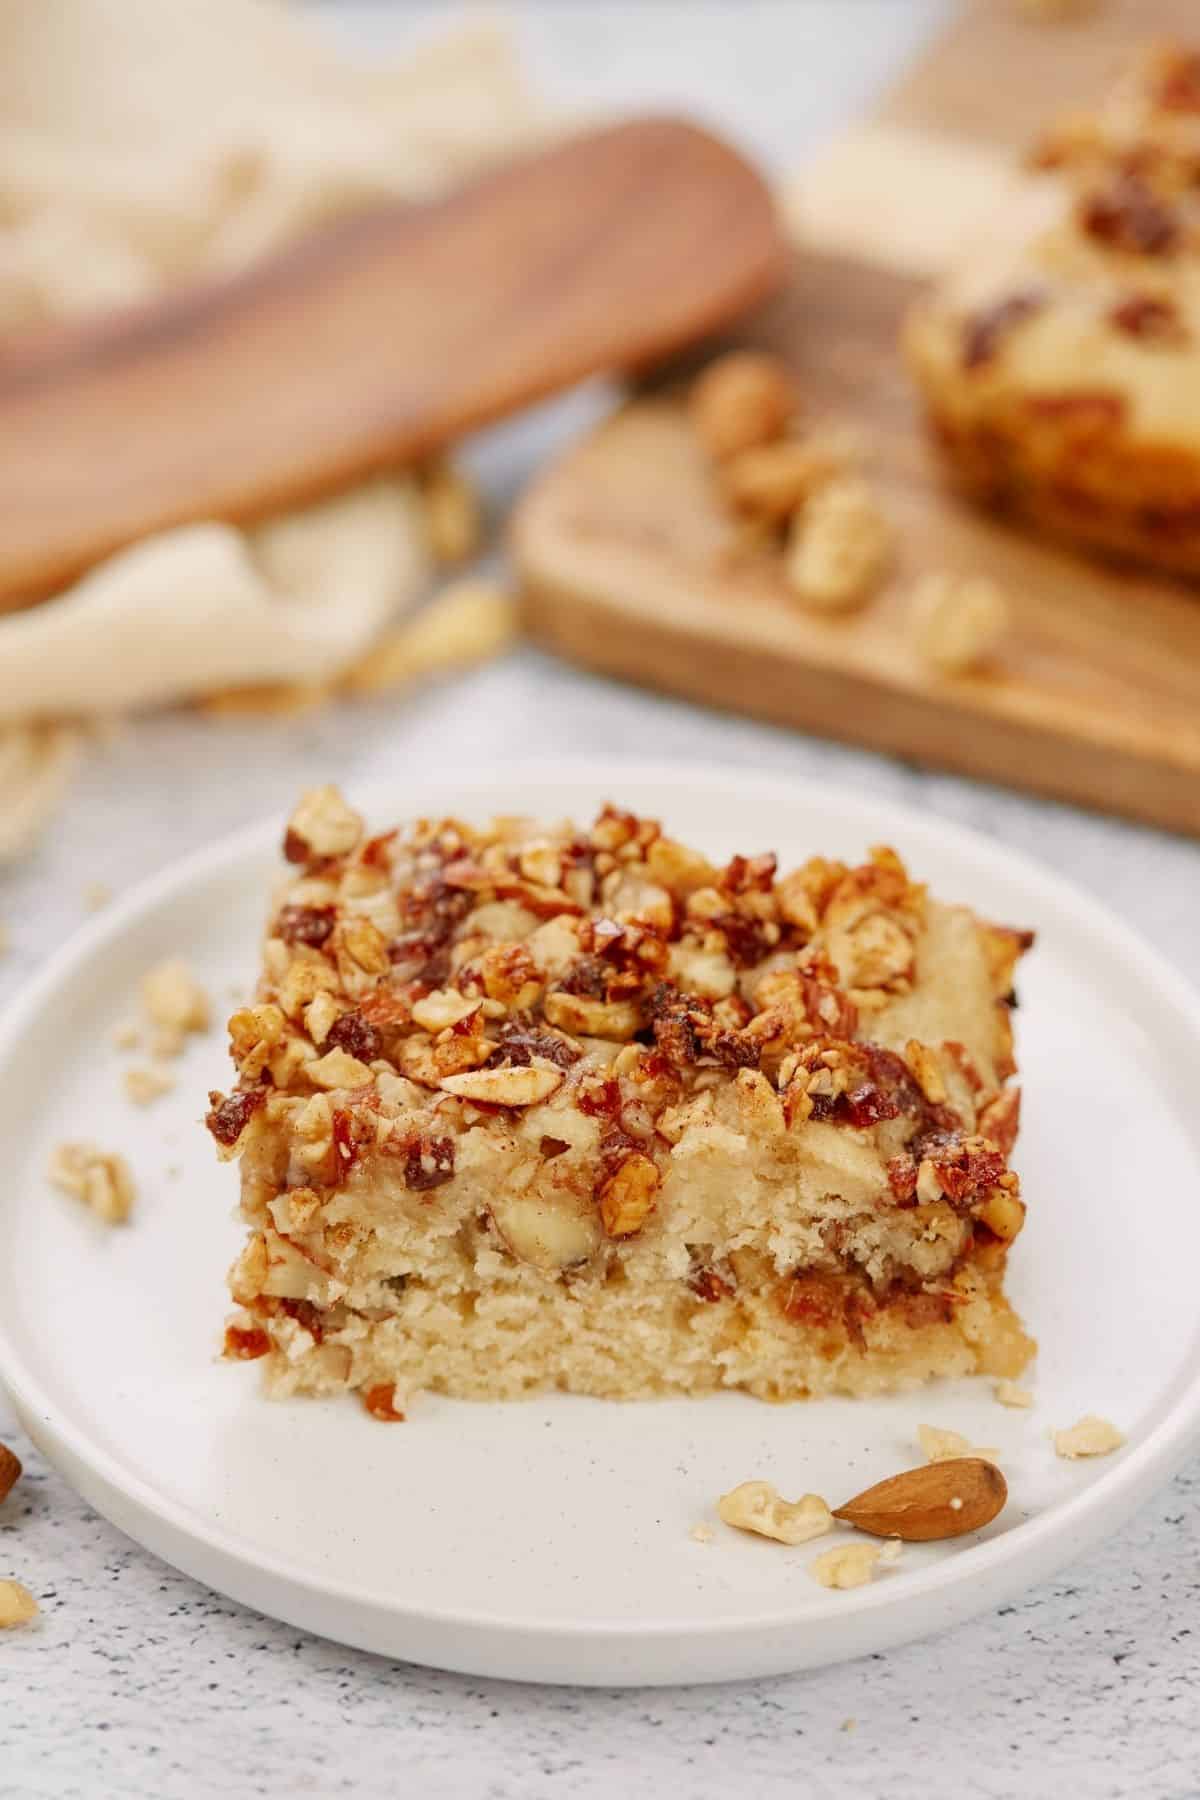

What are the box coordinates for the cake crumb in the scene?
[918,1424,1001,1465]
[810,1543,884,1590]
[48,1141,136,1224]
[0,1581,38,1629]
[995,1380,1034,1409]
[690,1522,714,1544]
[1053,1415,1124,1459]
[717,1481,833,1545]
[83,881,113,911]
[123,1065,175,1107]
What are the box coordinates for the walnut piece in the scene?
[995,1380,1034,1409]
[122,1065,175,1107]
[305,1047,374,1090]
[910,573,1009,675]
[786,479,890,611]
[1053,1415,1124,1459]
[917,1424,1000,1465]
[0,1581,38,1629]
[48,1141,136,1224]
[285,785,364,862]
[809,1542,886,1589]
[140,959,210,1037]
[689,351,798,460]
[717,1481,834,1545]
[722,425,863,523]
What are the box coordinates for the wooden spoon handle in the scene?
[0,118,784,610]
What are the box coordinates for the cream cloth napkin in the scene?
[0,0,538,852]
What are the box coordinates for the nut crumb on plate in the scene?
[717,1481,833,1545]
[111,1020,140,1051]
[917,1424,1001,1465]
[0,1581,38,1629]
[995,1379,1034,1408]
[690,1522,715,1544]
[809,1542,888,1590]
[1053,1414,1125,1458]
[141,958,210,1037]
[786,479,890,611]
[123,1065,175,1107]
[48,1141,136,1224]
[910,573,1009,675]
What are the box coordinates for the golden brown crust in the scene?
[207,787,1035,1407]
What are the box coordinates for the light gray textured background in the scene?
[3,5,1199,1796]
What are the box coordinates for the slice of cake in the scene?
[905,44,1200,576]
[207,785,1035,1415]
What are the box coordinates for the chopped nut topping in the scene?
[961,289,1045,370]
[284,785,364,864]
[786,480,890,611]
[909,573,1009,675]
[917,1424,1001,1466]
[122,1065,175,1107]
[717,1481,834,1545]
[439,1061,565,1106]
[305,1047,375,1090]
[995,1380,1034,1409]
[48,1141,135,1224]
[141,959,210,1036]
[1053,1415,1124,1459]
[690,351,797,461]
[809,1543,886,1590]
[411,988,481,1033]
[0,1581,38,1629]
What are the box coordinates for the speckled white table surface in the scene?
[3,6,1200,1797]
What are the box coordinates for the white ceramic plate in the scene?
[2,761,1199,1686]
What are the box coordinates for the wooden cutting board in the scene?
[513,0,1200,839]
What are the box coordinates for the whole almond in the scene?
[833,1457,1006,1542]
[0,1442,22,1504]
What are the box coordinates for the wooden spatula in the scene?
[0,117,784,611]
